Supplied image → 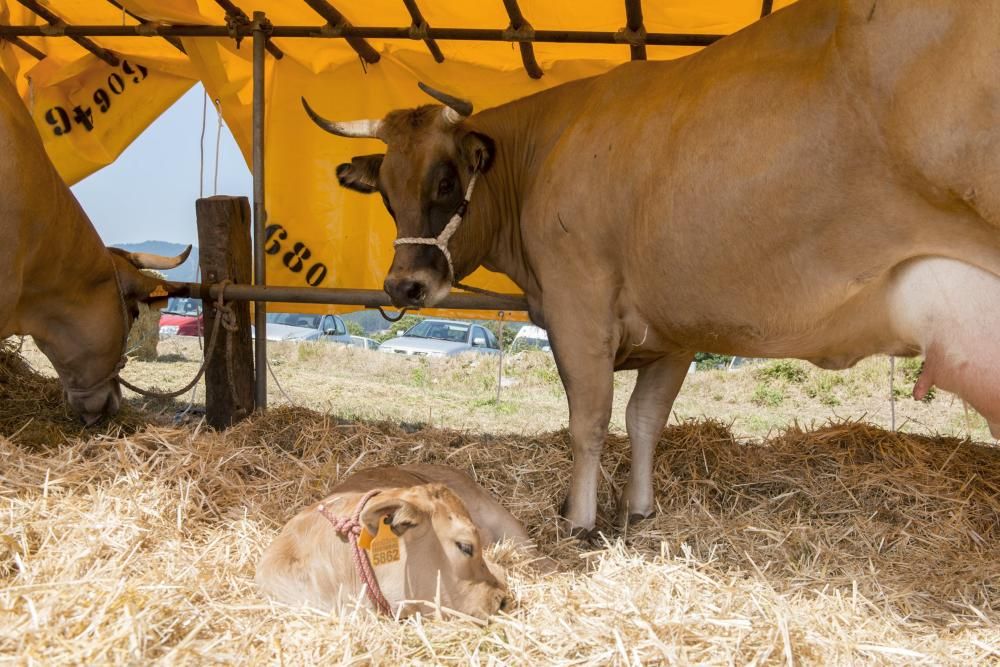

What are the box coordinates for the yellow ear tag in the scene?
[362,517,400,566]
[148,285,169,299]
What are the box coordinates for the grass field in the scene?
[1,336,998,665]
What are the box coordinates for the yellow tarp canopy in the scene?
[0,1,796,318]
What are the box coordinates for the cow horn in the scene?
[417,82,473,124]
[115,244,192,270]
[301,97,384,140]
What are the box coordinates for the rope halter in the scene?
[392,170,480,283]
[317,490,394,617]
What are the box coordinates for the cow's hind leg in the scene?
[619,354,692,527]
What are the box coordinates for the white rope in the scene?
[198,88,207,198]
[889,355,896,431]
[393,171,479,281]
[266,356,297,405]
[213,98,223,195]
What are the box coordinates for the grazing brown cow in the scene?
[0,72,188,424]
[256,464,534,619]
[304,0,1000,536]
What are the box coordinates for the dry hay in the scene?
[1,351,999,663]
[0,340,167,446]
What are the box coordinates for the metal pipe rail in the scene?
[0,24,723,47]
[181,283,529,312]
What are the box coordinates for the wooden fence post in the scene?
[196,196,255,428]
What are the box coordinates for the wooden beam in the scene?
[501,0,542,79]
[0,35,45,59]
[196,196,255,428]
[401,0,444,63]
[302,0,380,64]
[214,0,283,59]
[105,0,186,54]
[15,0,119,66]
[624,0,647,61]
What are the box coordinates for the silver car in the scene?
[252,312,353,344]
[379,319,501,358]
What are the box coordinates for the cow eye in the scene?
[456,541,474,557]
[437,177,455,198]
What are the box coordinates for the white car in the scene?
[511,324,551,352]
[349,335,379,351]
[251,313,353,344]
[379,319,501,358]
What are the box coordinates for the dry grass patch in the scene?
[2,343,999,663]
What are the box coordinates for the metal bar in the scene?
[501,0,542,79]
[401,0,443,63]
[252,12,268,410]
[15,0,120,66]
[302,0,380,64]
[106,0,186,54]
[214,0,284,59]
[183,283,528,311]
[0,35,45,59]
[0,24,725,46]
[761,0,775,18]
[624,0,647,61]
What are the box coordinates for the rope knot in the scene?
[316,490,393,617]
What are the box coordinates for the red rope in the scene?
[317,490,394,617]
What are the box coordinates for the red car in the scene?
[159,300,204,337]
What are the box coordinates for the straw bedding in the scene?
[1,343,998,664]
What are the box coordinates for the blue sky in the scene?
[71,83,251,247]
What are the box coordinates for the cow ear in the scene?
[360,494,426,537]
[336,153,384,194]
[460,131,495,174]
[113,256,188,309]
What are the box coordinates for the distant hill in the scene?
[112,241,200,283]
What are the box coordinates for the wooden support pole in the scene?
[0,35,45,59]
[401,0,444,63]
[196,196,255,428]
[624,0,647,61]
[15,0,120,66]
[302,0,380,64]
[105,0,186,54]
[501,0,543,79]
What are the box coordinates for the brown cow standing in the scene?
[305,0,1000,535]
[0,71,188,424]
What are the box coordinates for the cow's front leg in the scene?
[619,354,692,527]
[552,335,615,537]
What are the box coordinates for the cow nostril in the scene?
[403,280,426,303]
[499,595,512,612]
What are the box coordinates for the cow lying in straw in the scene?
[256,464,534,619]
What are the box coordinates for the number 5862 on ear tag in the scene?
[360,517,400,566]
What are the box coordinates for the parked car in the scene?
[251,312,353,344]
[349,335,379,351]
[159,298,203,337]
[379,319,501,358]
[510,324,551,353]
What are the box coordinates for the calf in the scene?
[256,464,534,619]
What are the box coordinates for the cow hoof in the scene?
[615,507,655,529]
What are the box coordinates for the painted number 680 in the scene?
[264,224,328,287]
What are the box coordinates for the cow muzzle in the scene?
[384,266,452,309]
[65,379,122,426]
